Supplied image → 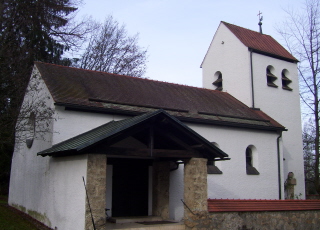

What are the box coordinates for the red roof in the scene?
[208,199,320,212]
[34,62,285,131]
[222,21,298,62]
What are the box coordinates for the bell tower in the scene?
[201,21,305,199]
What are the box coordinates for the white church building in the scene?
[8,21,304,230]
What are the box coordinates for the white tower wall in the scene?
[202,23,252,106]
[252,53,304,198]
[201,22,305,199]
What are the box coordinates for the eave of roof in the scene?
[57,102,286,132]
[208,199,320,212]
[221,21,298,63]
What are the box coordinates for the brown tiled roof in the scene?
[35,62,285,131]
[222,21,298,62]
[208,199,320,212]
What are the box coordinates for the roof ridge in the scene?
[221,21,272,37]
[220,21,297,62]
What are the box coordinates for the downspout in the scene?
[277,131,283,199]
[250,49,255,108]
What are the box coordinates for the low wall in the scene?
[209,210,320,230]
[184,199,320,230]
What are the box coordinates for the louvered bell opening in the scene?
[266,72,278,88]
[267,73,277,79]
[212,78,223,91]
[282,74,292,91]
[282,79,292,91]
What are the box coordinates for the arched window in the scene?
[282,69,292,91]
[212,71,223,91]
[246,147,253,166]
[245,145,259,175]
[207,142,222,174]
[266,66,278,88]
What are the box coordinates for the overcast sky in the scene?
[76,0,304,87]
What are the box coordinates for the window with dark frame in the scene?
[246,146,260,175]
[246,147,253,166]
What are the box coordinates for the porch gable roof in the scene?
[38,110,229,160]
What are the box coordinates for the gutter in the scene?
[56,103,286,132]
[277,131,283,199]
[249,48,298,63]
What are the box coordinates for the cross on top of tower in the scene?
[257,11,263,34]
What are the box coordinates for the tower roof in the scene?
[222,21,298,62]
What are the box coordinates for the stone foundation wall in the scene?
[185,210,320,230]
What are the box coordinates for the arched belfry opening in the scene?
[212,71,223,91]
[281,69,292,91]
[266,66,278,88]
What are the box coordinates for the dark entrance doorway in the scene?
[111,159,149,217]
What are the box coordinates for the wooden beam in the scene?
[103,147,202,158]
[149,127,154,157]
[155,128,198,153]
[191,144,204,149]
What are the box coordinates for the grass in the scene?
[0,196,44,230]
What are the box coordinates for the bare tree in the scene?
[277,0,320,194]
[78,16,148,78]
[303,121,317,195]
[14,71,55,148]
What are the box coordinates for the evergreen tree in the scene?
[0,0,79,194]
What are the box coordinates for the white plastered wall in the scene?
[201,22,252,106]
[169,164,184,220]
[201,22,305,199]
[52,106,129,145]
[251,53,305,198]
[168,122,282,221]
[9,67,89,230]
[190,123,281,199]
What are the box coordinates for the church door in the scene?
[112,160,149,217]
